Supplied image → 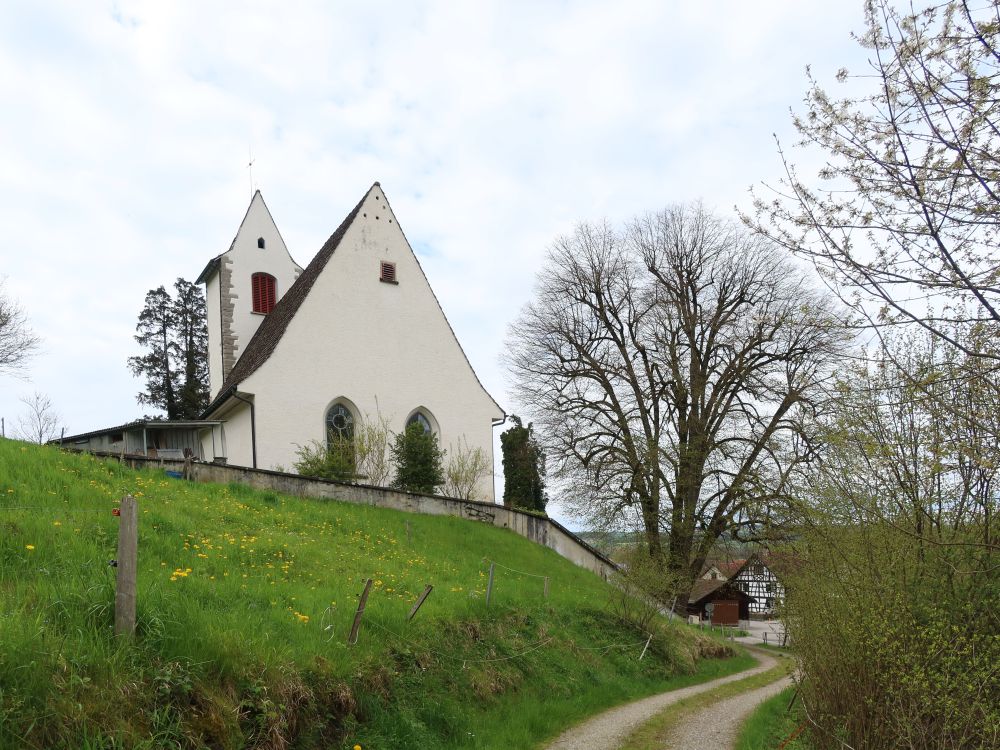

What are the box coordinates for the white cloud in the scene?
[0,0,870,527]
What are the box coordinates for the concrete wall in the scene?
[89,451,617,580]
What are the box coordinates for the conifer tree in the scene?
[128,285,178,418]
[127,279,209,419]
[500,415,546,512]
[173,278,209,418]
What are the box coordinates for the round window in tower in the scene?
[326,403,355,442]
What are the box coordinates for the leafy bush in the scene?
[784,330,1000,749]
[293,436,355,481]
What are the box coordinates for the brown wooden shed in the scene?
[687,579,756,625]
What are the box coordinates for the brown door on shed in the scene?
[711,600,739,626]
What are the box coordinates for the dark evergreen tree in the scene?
[172,278,209,418]
[127,279,209,420]
[391,421,444,493]
[500,415,546,512]
[128,285,178,418]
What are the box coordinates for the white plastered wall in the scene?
[220,401,254,468]
[203,192,301,398]
[227,193,301,363]
[205,273,223,397]
[241,185,504,500]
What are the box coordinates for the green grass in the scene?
[753,641,795,655]
[0,440,742,749]
[622,650,795,750]
[735,685,809,750]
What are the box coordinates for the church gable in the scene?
[262,182,502,413]
[209,183,500,417]
[202,182,503,499]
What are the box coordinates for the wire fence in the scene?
[2,493,666,663]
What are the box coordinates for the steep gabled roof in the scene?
[689,578,757,605]
[202,186,371,416]
[195,190,300,284]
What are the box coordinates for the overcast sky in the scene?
[0,1,871,526]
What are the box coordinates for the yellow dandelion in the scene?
[25,544,35,551]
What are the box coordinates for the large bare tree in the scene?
[747,0,1000,362]
[506,205,847,605]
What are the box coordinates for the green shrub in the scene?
[293,437,356,481]
[390,421,444,493]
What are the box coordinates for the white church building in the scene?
[61,184,504,502]
[196,183,505,499]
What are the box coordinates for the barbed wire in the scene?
[0,504,116,513]
[366,618,555,665]
[483,558,549,579]
[569,637,651,653]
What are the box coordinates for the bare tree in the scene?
[15,391,60,444]
[0,280,41,378]
[354,411,393,487]
[506,204,847,606]
[443,437,492,501]
[747,0,1000,362]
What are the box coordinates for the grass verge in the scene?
[621,649,795,750]
[735,685,809,750]
[0,440,741,749]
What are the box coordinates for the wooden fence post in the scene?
[639,633,653,660]
[348,578,373,645]
[407,585,434,621]
[114,495,138,638]
[543,576,549,599]
[485,562,495,607]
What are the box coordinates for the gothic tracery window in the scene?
[326,403,354,443]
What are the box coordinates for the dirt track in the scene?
[543,649,784,750]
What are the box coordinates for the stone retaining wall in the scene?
[85,452,617,580]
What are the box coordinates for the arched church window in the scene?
[257,237,266,249]
[326,403,354,442]
[406,411,432,434]
[251,272,277,314]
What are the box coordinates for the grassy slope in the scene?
[0,440,738,749]
[735,685,809,750]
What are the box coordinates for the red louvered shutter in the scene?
[251,273,277,314]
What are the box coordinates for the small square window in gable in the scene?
[380,261,398,284]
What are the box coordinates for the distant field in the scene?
[0,440,741,749]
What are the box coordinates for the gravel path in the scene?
[542,650,782,750]
[659,664,793,749]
